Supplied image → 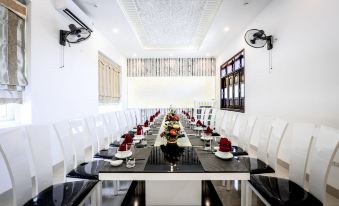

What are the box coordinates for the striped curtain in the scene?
[98,52,121,104]
[127,58,216,77]
[0,5,27,104]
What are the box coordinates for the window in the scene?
[220,49,245,112]
[98,52,121,104]
[0,2,28,124]
[0,104,16,121]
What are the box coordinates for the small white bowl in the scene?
[105,159,123,167]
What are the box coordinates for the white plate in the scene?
[105,159,123,167]
[134,135,145,140]
[193,127,203,131]
[115,151,132,159]
[190,122,196,125]
[200,136,213,141]
[215,151,233,160]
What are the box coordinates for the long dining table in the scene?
[98,115,250,205]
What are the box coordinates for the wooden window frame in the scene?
[220,49,245,113]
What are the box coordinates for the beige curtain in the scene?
[98,53,121,104]
[0,4,27,104]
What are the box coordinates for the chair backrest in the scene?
[123,111,132,130]
[267,119,288,170]
[193,108,204,121]
[202,108,211,125]
[220,111,238,137]
[309,126,339,203]
[85,116,99,155]
[110,112,121,139]
[240,115,257,152]
[214,110,225,132]
[69,119,87,165]
[53,120,75,176]
[135,109,142,125]
[256,120,273,163]
[117,111,128,133]
[94,114,108,150]
[208,109,217,128]
[232,113,248,146]
[25,125,53,194]
[103,113,115,137]
[0,128,32,206]
[289,123,316,187]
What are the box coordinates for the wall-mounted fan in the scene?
[244,29,273,50]
[59,24,91,46]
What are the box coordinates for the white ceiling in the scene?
[75,0,272,58]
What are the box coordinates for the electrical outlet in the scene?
[333,161,339,168]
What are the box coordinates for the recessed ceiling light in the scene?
[223,27,230,32]
[169,53,173,57]
[113,28,119,33]
[206,53,210,57]
[133,53,137,57]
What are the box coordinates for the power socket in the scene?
[333,161,339,168]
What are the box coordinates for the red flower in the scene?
[169,129,177,136]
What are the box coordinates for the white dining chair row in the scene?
[213,109,339,206]
[0,126,101,206]
[0,108,160,206]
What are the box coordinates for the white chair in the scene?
[0,127,100,206]
[94,115,109,150]
[116,111,128,133]
[214,109,225,133]
[69,118,89,165]
[85,116,100,155]
[238,115,257,154]
[220,111,239,138]
[246,124,338,206]
[207,108,217,129]
[244,118,288,175]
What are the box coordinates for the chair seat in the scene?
[243,157,275,174]
[232,146,248,156]
[249,175,322,206]
[24,180,98,206]
[67,160,105,180]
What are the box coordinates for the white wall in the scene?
[216,0,339,189]
[26,0,128,164]
[0,0,128,194]
[128,77,215,108]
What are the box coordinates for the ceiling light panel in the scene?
[118,0,222,50]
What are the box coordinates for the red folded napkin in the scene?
[196,120,202,127]
[123,134,133,144]
[150,115,154,122]
[144,120,149,127]
[219,138,232,152]
[136,125,143,135]
[118,143,130,151]
[204,126,213,134]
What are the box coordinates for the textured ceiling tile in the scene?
[118,0,222,50]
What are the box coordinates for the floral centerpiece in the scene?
[161,108,184,144]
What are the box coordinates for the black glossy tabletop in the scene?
[99,119,250,174]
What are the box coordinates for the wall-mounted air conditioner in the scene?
[55,0,94,32]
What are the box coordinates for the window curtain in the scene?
[0,5,27,104]
[127,58,216,77]
[98,53,121,104]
